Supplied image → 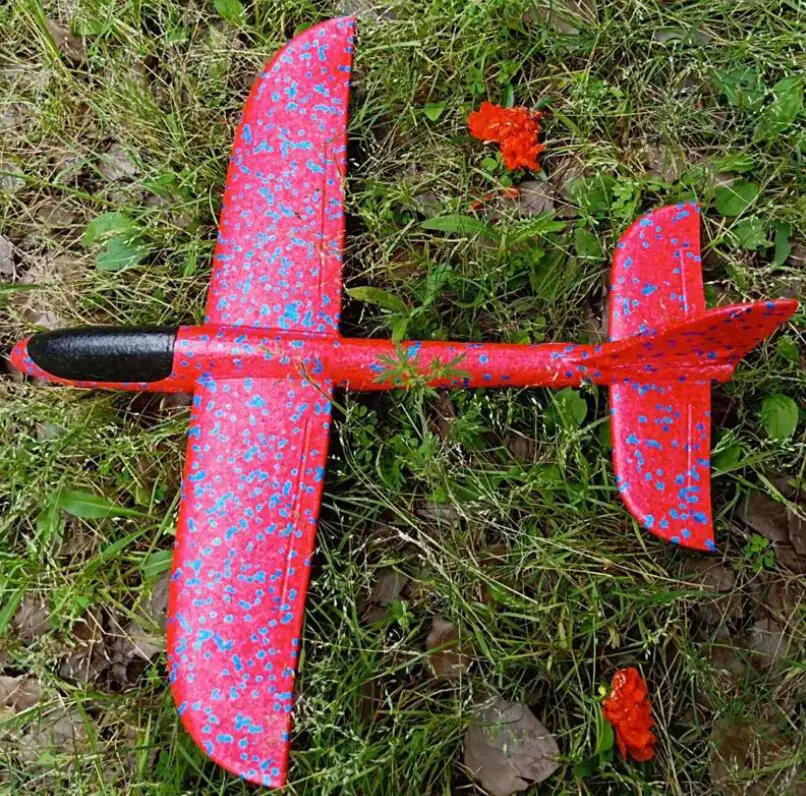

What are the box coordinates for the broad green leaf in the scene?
[573,754,600,778]
[755,76,803,141]
[772,220,791,266]
[566,174,616,214]
[83,212,135,247]
[596,707,615,754]
[141,549,173,578]
[509,215,566,243]
[731,217,768,250]
[547,388,587,430]
[714,180,758,217]
[760,394,798,440]
[574,227,604,260]
[714,67,766,112]
[214,0,244,24]
[423,102,446,122]
[420,214,495,238]
[711,153,755,174]
[58,489,140,519]
[96,236,146,271]
[776,335,799,363]
[347,286,407,314]
[713,442,741,471]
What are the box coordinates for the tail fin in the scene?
[605,204,797,550]
[595,299,798,383]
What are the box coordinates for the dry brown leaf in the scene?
[680,558,741,625]
[416,499,460,525]
[709,719,795,795]
[742,492,790,543]
[122,620,163,661]
[147,571,171,631]
[0,160,25,194]
[707,629,748,681]
[746,616,790,671]
[425,617,469,679]
[59,611,108,684]
[429,391,455,440]
[369,568,408,607]
[13,594,49,642]
[464,698,560,796]
[506,433,536,463]
[19,705,90,763]
[98,143,138,182]
[0,234,15,277]
[45,19,86,63]
[517,181,555,216]
[0,675,43,714]
[525,0,596,35]
[787,509,806,556]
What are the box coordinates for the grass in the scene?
[1,0,805,793]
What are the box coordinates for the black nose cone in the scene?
[27,327,177,383]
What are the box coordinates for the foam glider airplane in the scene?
[10,15,798,789]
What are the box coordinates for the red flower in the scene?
[467,101,544,171]
[602,667,656,762]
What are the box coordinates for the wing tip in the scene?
[619,489,717,552]
[171,678,292,788]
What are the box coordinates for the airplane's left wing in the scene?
[167,376,332,787]
[205,17,354,334]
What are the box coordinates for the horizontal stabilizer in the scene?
[610,380,714,550]
[609,202,705,341]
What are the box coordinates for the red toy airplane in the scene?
[10,16,797,788]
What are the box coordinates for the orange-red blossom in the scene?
[467,101,544,171]
[602,667,656,762]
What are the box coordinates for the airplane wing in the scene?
[168,17,354,787]
[168,376,332,787]
[607,203,714,551]
[204,17,354,334]
[610,380,714,551]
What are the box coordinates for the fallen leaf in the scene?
[680,558,741,625]
[643,145,685,182]
[741,492,790,544]
[416,499,460,525]
[762,577,804,623]
[13,595,49,642]
[429,391,455,440]
[98,144,138,182]
[335,0,396,22]
[787,509,806,556]
[425,617,469,679]
[122,620,163,661]
[58,611,108,684]
[518,181,555,216]
[709,718,792,794]
[525,0,596,34]
[369,568,409,607]
[746,616,790,672]
[20,705,90,763]
[0,160,25,194]
[0,234,15,276]
[45,19,86,63]
[506,433,536,463]
[464,698,560,796]
[147,571,170,631]
[707,629,748,681]
[0,676,43,713]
